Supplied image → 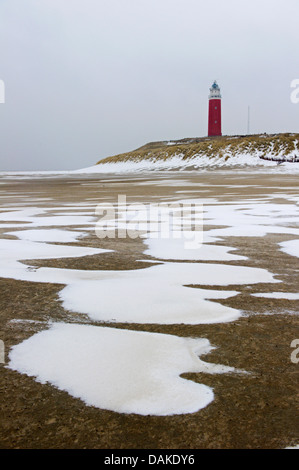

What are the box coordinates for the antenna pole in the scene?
[247,106,250,134]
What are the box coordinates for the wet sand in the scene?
[0,170,298,449]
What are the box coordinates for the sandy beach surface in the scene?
[0,169,298,449]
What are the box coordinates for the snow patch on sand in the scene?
[143,234,246,261]
[252,292,299,300]
[0,207,95,229]
[59,262,277,324]
[8,323,240,416]
[0,237,277,325]
[5,228,86,243]
[279,240,299,259]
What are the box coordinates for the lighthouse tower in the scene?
[208,80,222,137]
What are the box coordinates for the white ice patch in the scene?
[0,235,277,325]
[0,207,95,230]
[0,238,112,283]
[0,196,285,326]
[8,323,238,416]
[59,262,278,324]
[279,240,299,259]
[2,183,295,417]
[95,199,299,259]
[203,202,299,232]
[196,201,299,247]
[5,229,86,243]
[143,234,246,261]
[252,292,299,300]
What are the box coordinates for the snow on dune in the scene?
[1,154,299,177]
[73,152,299,174]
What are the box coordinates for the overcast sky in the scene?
[0,0,298,171]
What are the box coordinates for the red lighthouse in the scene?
[208,80,222,137]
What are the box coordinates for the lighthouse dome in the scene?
[209,81,221,99]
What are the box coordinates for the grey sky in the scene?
[0,0,298,171]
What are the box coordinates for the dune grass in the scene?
[97,133,299,165]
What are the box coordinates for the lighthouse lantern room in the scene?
[208,81,222,137]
